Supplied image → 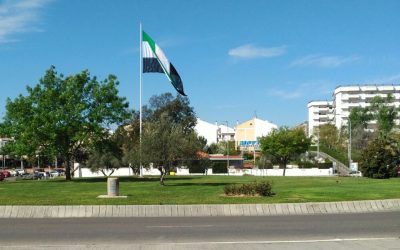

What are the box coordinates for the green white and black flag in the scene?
[142,31,186,96]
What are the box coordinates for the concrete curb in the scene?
[0,199,399,218]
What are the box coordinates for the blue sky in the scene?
[0,0,399,127]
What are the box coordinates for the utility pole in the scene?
[317,125,320,158]
[348,119,352,171]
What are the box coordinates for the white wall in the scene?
[77,167,333,178]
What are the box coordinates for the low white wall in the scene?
[238,168,333,176]
[78,167,133,178]
[77,167,333,178]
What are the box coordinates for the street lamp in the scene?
[348,118,352,171]
[317,119,320,158]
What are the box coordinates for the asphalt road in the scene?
[0,212,399,249]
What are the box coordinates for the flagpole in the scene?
[139,22,143,178]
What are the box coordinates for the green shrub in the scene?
[297,161,333,169]
[187,159,210,173]
[212,161,228,173]
[298,161,315,168]
[255,181,273,196]
[242,153,254,160]
[224,181,273,197]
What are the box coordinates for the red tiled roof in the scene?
[209,155,243,160]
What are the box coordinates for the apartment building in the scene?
[308,84,400,136]
[308,101,333,136]
[332,85,400,130]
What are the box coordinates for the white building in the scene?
[307,101,333,136]
[194,118,235,145]
[308,84,400,136]
[333,85,400,130]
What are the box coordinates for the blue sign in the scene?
[239,141,258,146]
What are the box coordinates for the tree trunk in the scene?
[158,166,166,185]
[65,155,71,181]
[282,162,287,176]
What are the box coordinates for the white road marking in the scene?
[152,237,400,245]
[146,225,214,228]
[1,237,398,248]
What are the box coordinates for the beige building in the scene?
[235,117,277,151]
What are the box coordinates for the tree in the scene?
[370,94,398,135]
[349,106,373,130]
[86,132,125,176]
[349,94,398,137]
[120,111,144,175]
[359,136,399,178]
[259,127,311,176]
[122,93,204,185]
[318,124,342,150]
[143,113,201,184]
[0,67,130,180]
[206,143,220,154]
[347,94,399,161]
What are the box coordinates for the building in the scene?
[0,138,12,150]
[307,101,333,136]
[235,117,278,151]
[294,121,309,137]
[332,85,400,130]
[194,118,235,145]
[308,84,400,137]
[209,154,244,168]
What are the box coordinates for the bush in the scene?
[187,159,210,173]
[242,153,254,160]
[255,181,273,196]
[212,161,228,173]
[224,181,273,197]
[297,161,332,169]
[298,161,315,168]
[360,137,399,179]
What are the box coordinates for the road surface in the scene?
[0,211,399,249]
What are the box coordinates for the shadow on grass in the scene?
[68,176,200,183]
[164,182,230,187]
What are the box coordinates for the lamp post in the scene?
[348,118,352,171]
[317,119,320,158]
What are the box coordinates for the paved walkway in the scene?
[0,199,399,218]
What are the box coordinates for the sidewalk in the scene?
[0,199,399,218]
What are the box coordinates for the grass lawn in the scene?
[0,175,399,205]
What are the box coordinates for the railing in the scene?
[310,151,350,176]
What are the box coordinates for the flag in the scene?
[142,31,186,96]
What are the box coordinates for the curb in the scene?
[0,199,399,218]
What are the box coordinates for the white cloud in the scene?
[228,44,286,59]
[290,54,360,68]
[0,0,51,44]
